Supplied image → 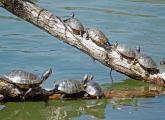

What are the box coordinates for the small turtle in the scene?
[86,28,111,49]
[137,54,159,75]
[64,12,85,36]
[0,68,52,99]
[84,80,103,99]
[113,42,136,60]
[53,74,92,99]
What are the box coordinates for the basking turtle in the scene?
[86,28,111,49]
[84,80,103,99]
[113,42,136,60]
[64,12,85,36]
[0,68,52,99]
[137,54,159,75]
[53,74,93,99]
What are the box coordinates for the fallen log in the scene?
[1,79,164,101]
[0,0,165,87]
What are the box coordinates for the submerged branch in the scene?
[0,0,165,87]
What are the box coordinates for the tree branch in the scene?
[1,0,165,86]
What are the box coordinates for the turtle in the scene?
[53,74,93,99]
[64,12,85,36]
[84,80,103,99]
[113,42,136,61]
[86,28,111,49]
[137,54,159,75]
[0,68,52,99]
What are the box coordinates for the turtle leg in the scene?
[60,93,66,100]
[22,88,33,100]
[96,96,100,100]
[84,93,89,98]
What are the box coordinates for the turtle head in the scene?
[83,74,94,84]
[113,41,118,48]
[41,68,52,82]
[160,58,165,65]
[71,12,75,18]
[53,84,59,92]
[136,45,140,54]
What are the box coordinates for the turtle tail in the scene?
[40,68,52,83]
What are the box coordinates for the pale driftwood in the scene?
[1,0,165,86]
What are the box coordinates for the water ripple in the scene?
[63,6,156,18]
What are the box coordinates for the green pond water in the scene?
[0,0,165,119]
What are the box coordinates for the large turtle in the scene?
[53,74,93,99]
[137,54,159,75]
[64,12,85,36]
[0,68,52,99]
[86,28,111,49]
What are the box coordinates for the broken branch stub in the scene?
[1,0,165,86]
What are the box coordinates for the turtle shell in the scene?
[85,81,103,97]
[138,54,157,69]
[2,70,41,89]
[54,80,84,94]
[87,28,109,46]
[64,18,84,35]
[116,44,136,59]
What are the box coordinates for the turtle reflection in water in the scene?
[0,68,52,99]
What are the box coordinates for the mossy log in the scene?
[0,0,165,88]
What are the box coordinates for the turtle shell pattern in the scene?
[3,70,41,89]
[54,80,84,94]
[87,28,109,46]
[116,44,136,59]
[64,18,84,35]
[138,54,157,69]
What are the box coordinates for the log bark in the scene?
[0,0,165,87]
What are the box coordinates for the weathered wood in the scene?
[1,89,163,101]
[0,0,165,87]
